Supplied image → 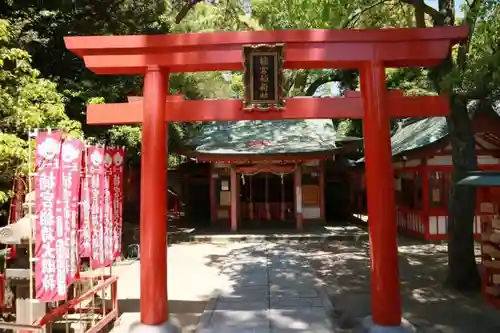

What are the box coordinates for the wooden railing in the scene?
[0,275,119,333]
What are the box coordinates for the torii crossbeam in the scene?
[87,91,449,124]
[65,26,468,333]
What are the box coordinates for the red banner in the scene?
[79,151,91,258]
[111,147,125,259]
[87,146,105,269]
[34,131,67,301]
[60,139,83,284]
[103,148,114,266]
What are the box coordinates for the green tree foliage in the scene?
[0,0,227,167]
[0,19,81,220]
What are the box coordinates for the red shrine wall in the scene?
[393,140,500,241]
[349,137,500,241]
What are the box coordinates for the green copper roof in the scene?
[458,171,500,187]
[186,120,360,155]
[391,117,448,157]
[357,100,500,163]
[389,100,500,157]
[356,117,448,163]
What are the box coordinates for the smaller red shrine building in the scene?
[181,119,361,231]
[351,102,500,240]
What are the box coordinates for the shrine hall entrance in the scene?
[185,180,211,225]
[239,172,295,229]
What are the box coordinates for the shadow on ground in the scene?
[113,299,207,332]
[117,299,207,315]
[203,241,334,332]
[205,238,500,333]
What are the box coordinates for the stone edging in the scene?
[195,288,221,332]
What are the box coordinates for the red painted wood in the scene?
[344,90,403,98]
[421,159,430,239]
[194,155,335,164]
[230,166,238,231]
[319,161,325,221]
[80,41,451,74]
[294,165,303,230]
[87,95,449,124]
[361,63,401,326]
[64,27,467,74]
[140,67,168,325]
[64,27,466,55]
[209,164,217,223]
[128,94,183,103]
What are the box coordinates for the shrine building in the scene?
[350,101,500,241]
[180,119,361,231]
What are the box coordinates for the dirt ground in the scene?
[304,238,500,333]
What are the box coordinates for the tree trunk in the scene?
[445,97,481,292]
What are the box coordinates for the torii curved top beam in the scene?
[64,26,468,74]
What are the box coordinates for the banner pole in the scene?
[27,128,37,325]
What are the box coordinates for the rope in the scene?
[239,169,296,177]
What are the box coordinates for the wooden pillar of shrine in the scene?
[140,66,171,326]
[230,166,238,231]
[294,164,303,230]
[281,175,286,221]
[319,160,326,220]
[249,176,254,220]
[421,159,430,238]
[265,174,271,220]
[360,62,402,327]
[209,164,217,223]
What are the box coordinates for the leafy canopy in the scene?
[0,18,81,219]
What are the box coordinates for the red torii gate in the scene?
[64,27,467,333]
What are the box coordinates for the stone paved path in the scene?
[109,243,246,333]
[196,242,335,333]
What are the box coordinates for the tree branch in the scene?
[341,0,393,28]
[400,0,446,25]
[457,90,500,101]
[289,70,310,96]
[413,0,426,28]
[175,3,195,24]
[305,72,343,96]
[457,0,482,71]
[438,0,455,25]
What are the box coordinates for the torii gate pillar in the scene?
[361,63,403,330]
[138,67,179,332]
